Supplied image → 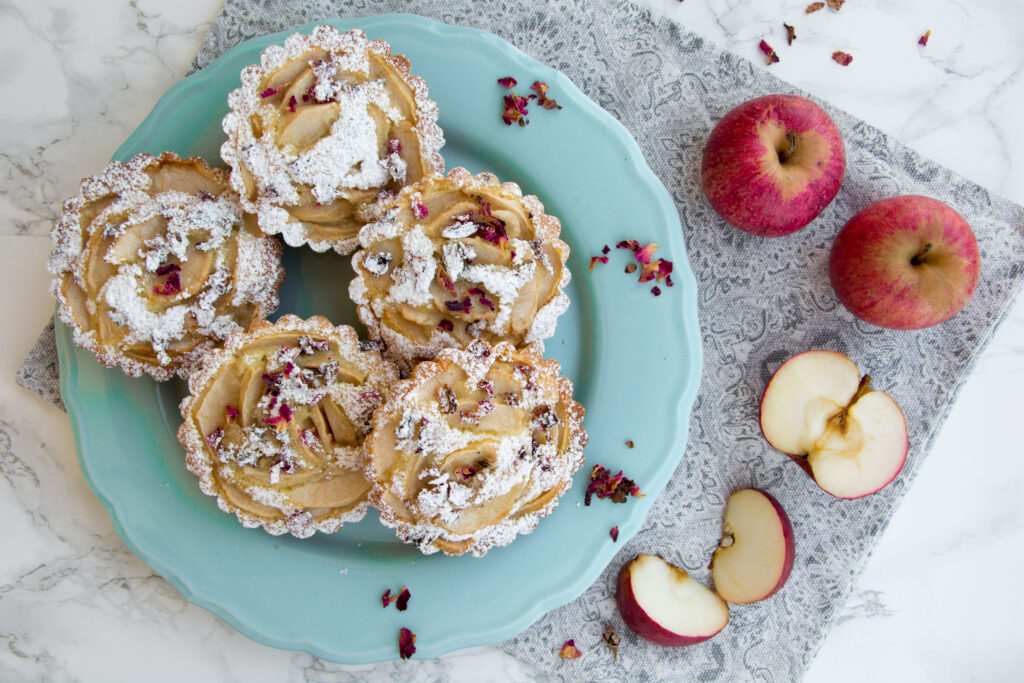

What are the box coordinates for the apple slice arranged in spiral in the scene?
[615,554,730,646]
[760,350,908,499]
[710,488,794,604]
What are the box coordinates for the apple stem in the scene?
[910,243,933,266]
[833,374,873,432]
[778,131,798,164]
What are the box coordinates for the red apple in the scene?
[709,488,795,604]
[759,350,908,499]
[829,195,980,329]
[616,554,729,646]
[701,94,846,237]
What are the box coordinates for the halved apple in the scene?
[759,350,908,499]
[615,554,729,646]
[710,488,794,604]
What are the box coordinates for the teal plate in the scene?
[56,14,702,663]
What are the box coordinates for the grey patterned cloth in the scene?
[21,0,1024,679]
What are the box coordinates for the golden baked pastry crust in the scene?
[364,340,587,556]
[177,314,400,537]
[47,152,283,381]
[221,25,445,254]
[349,167,571,369]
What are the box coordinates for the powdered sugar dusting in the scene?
[350,168,572,368]
[365,341,587,556]
[47,152,283,381]
[221,25,445,255]
[178,315,400,538]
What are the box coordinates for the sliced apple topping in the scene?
[760,350,908,498]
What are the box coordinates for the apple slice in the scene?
[710,489,795,604]
[759,350,908,499]
[615,554,729,646]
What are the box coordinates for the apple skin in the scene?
[829,195,980,329]
[709,488,795,604]
[615,555,729,647]
[701,94,846,237]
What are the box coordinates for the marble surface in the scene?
[2,0,1021,680]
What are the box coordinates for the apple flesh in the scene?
[615,554,729,646]
[759,350,908,499]
[829,195,980,329]
[710,489,795,604]
[701,94,846,237]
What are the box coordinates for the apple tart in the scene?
[220,24,445,254]
[364,340,587,556]
[349,168,571,368]
[47,152,283,381]
[177,315,400,537]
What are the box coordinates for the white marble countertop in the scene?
[2,0,1022,680]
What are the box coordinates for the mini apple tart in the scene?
[220,24,445,254]
[349,168,571,367]
[47,152,284,381]
[177,315,400,537]
[364,340,587,556]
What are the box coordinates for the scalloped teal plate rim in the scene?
[57,14,702,663]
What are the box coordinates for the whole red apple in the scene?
[829,195,980,329]
[701,94,846,237]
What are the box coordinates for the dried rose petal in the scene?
[261,403,292,431]
[437,384,458,415]
[657,260,673,282]
[155,262,180,276]
[603,625,620,661]
[806,1,824,12]
[225,406,239,422]
[635,243,660,264]
[625,440,634,449]
[288,95,297,113]
[918,30,931,46]
[260,86,280,98]
[558,639,582,660]
[759,39,780,65]
[652,286,662,297]
[445,297,472,314]
[610,526,619,542]
[398,627,417,659]
[616,239,640,252]
[396,587,411,611]
[827,0,844,9]
[457,465,476,479]
[300,428,321,452]
[638,261,660,283]
[437,319,454,332]
[412,201,429,219]
[205,427,223,450]
[478,294,495,311]
[153,271,181,295]
[589,255,609,272]
[382,589,395,608]
[530,81,563,110]
[832,50,853,66]
[388,138,402,155]
[585,465,643,505]
[497,76,518,88]
[502,93,531,127]
[601,244,610,255]
[784,23,797,45]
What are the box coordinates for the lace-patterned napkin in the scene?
[21,0,1024,679]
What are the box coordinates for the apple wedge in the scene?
[760,350,908,499]
[710,489,795,604]
[615,554,729,646]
